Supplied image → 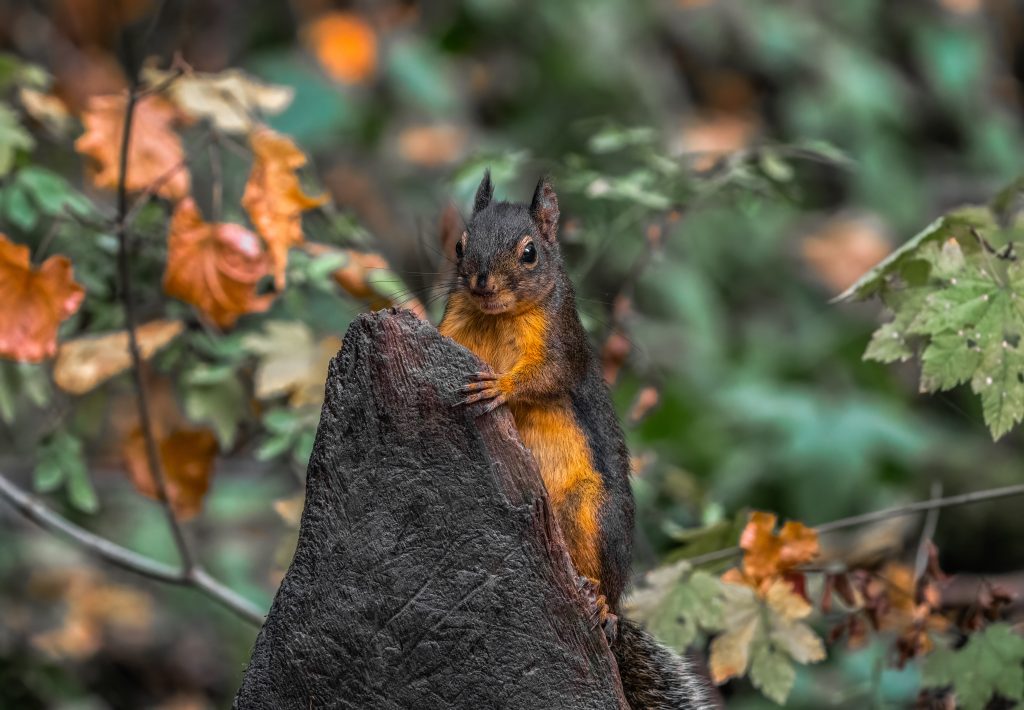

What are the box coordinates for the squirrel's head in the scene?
[453,170,562,315]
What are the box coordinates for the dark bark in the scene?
[234,309,628,710]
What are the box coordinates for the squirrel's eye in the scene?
[521,241,537,264]
[455,240,464,259]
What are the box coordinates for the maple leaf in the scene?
[726,511,819,589]
[242,128,327,288]
[142,65,293,134]
[923,623,1024,710]
[163,198,274,328]
[122,426,219,520]
[53,319,184,394]
[242,320,340,406]
[0,233,84,362]
[304,12,378,85]
[75,93,190,200]
[710,579,825,703]
[624,560,725,651]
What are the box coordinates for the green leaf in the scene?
[0,364,15,424]
[0,102,34,177]
[34,432,98,513]
[970,336,1024,440]
[33,458,64,493]
[920,332,982,391]
[749,640,796,706]
[836,208,996,302]
[587,125,658,154]
[2,182,38,231]
[183,366,248,448]
[65,450,98,514]
[16,166,96,217]
[625,562,726,652]
[923,624,1024,710]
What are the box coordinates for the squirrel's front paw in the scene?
[455,371,509,414]
[577,575,619,644]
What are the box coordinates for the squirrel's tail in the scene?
[612,619,712,710]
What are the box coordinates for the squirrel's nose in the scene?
[473,271,493,293]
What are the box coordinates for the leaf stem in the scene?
[686,482,1024,567]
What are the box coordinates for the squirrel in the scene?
[439,171,711,710]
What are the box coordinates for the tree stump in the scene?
[234,309,628,709]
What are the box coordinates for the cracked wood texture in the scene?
[234,309,628,710]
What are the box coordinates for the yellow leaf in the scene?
[710,583,760,684]
[18,87,73,136]
[243,321,339,406]
[54,319,184,394]
[142,65,293,134]
[765,580,826,665]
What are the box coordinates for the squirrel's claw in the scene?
[577,575,618,644]
[454,371,508,413]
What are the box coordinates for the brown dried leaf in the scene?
[122,426,218,519]
[75,94,190,200]
[163,198,274,328]
[242,128,327,288]
[0,233,84,362]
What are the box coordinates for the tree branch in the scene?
[116,73,195,573]
[0,471,265,625]
[686,482,1024,567]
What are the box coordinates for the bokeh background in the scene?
[1,0,1024,707]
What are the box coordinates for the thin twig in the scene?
[687,482,1024,567]
[913,481,943,582]
[116,71,194,571]
[0,472,265,625]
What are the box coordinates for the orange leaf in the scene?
[0,233,84,362]
[737,511,819,587]
[54,319,184,394]
[75,93,190,200]
[397,124,467,166]
[305,12,378,84]
[301,241,426,316]
[801,216,891,293]
[122,427,218,519]
[163,198,274,328]
[242,128,327,289]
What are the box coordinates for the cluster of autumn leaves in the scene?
[0,56,418,519]
[627,511,1023,706]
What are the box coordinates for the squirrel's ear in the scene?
[472,169,494,216]
[529,177,560,242]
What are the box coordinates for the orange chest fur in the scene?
[438,294,547,374]
[439,296,604,506]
